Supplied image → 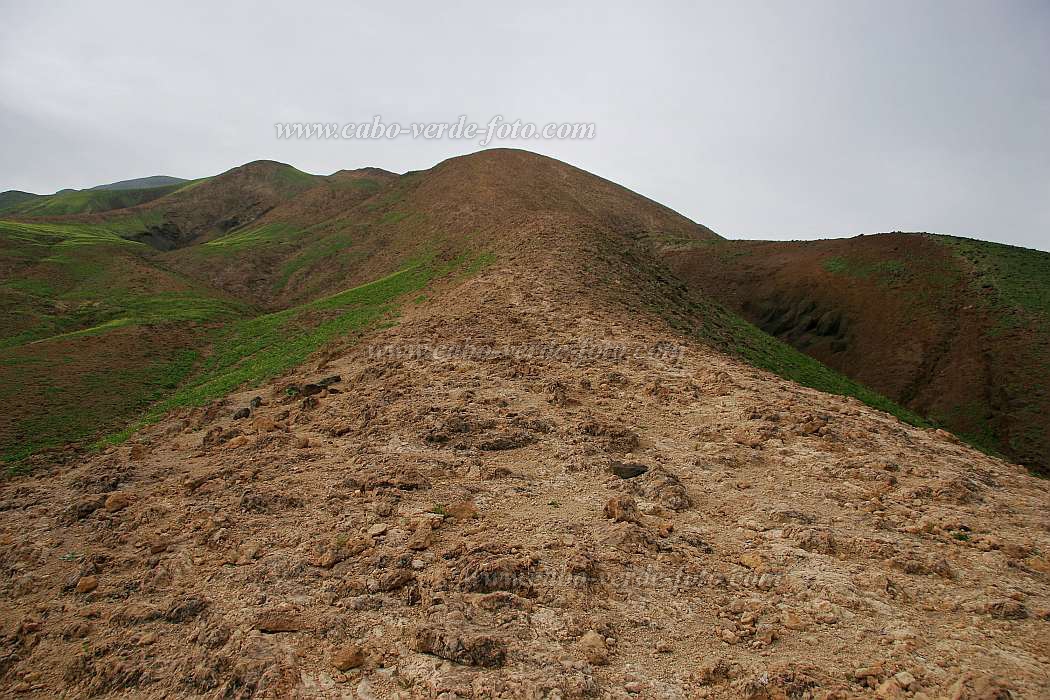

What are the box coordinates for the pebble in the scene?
[781,611,808,630]
[332,642,364,671]
[578,630,609,665]
[104,493,132,513]
[893,671,916,689]
[875,678,905,699]
[75,576,98,594]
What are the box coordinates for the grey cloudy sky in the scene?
[1,0,1047,250]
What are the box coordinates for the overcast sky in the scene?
[1,0,1047,250]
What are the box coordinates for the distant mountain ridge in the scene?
[87,175,188,191]
[0,175,187,201]
[0,175,192,217]
[0,190,40,210]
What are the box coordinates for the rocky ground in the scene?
[2,249,1049,698]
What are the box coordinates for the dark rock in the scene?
[608,461,649,479]
[62,495,107,523]
[456,553,536,596]
[239,489,303,513]
[478,430,536,451]
[345,466,431,492]
[988,600,1028,620]
[232,407,251,420]
[164,595,208,622]
[413,623,510,667]
[580,420,639,453]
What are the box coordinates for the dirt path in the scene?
[1,255,1047,699]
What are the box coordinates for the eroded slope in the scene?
[1,181,1047,698]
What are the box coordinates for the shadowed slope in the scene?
[664,233,1050,473]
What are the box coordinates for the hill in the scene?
[0,191,41,211]
[88,175,187,191]
[0,150,1046,697]
[663,234,1050,474]
[0,177,189,217]
[0,182,189,217]
[1,151,929,470]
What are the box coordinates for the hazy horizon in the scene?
[1,0,1047,250]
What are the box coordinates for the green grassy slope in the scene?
[105,251,489,447]
[0,218,249,468]
[89,175,187,191]
[941,236,1050,330]
[0,182,189,216]
[1,208,490,471]
[936,236,1050,467]
[0,191,42,211]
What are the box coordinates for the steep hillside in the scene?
[1,150,723,468]
[663,234,1050,474]
[0,219,249,465]
[0,154,1047,696]
[1,151,932,473]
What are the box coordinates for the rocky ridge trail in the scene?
[1,255,1048,699]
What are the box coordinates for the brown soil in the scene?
[1,152,1047,698]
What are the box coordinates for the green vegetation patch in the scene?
[941,236,1050,328]
[347,178,382,193]
[92,250,494,452]
[823,255,907,285]
[274,230,357,291]
[0,182,183,216]
[379,211,412,226]
[272,165,322,191]
[0,219,146,250]
[203,222,304,251]
[2,344,200,471]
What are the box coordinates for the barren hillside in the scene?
[0,151,1047,698]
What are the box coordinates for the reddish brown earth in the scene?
[664,235,1050,474]
[157,149,719,309]
[0,151,1047,698]
[0,150,722,467]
